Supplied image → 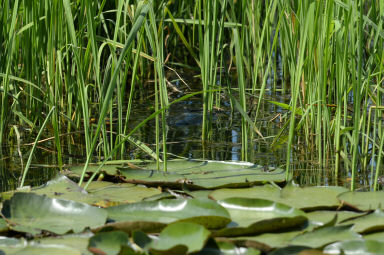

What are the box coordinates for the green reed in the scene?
[1,0,384,190]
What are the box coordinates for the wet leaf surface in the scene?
[339,209,384,233]
[88,231,130,255]
[149,222,211,255]
[210,184,347,210]
[1,193,107,235]
[106,198,231,229]
[32,175,161,206]
[323,239,384,255]
[290,225,362,248]
[0,219,7,233]
[1,172,384,254]
[37,233,92,255]
[338,191,384,211]
[70,160,286,189]
[214,197,307,236]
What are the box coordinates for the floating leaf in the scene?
[210,184,346,210]
[132,230,153,249]
[1,193,107,235]
[0,244,82,255]
[269,246,314,255]
[32,175,161,206]
[70,160,286,189]
[201,241,261,255]
[106,198,231,229]
[338,191,384,211]
[38,233,92,255]
[209,185,280,201]
[290,225,361,248]
[0,218,7,233]
[323,240,384,255]
[215,197,307,237]
[0,237,25,247]
[340,209,384,234]
[306,210,363,227]
[364,231,384,241]
[88,231,130,255]
[149,222,211,255]
[278,185,347,211]
[234,231,303,248]
[93,221,166,234]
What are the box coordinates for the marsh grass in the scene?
[0,0,383,190]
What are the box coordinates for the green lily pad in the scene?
[209,185,280,201]
[142,192,176,201]
[214,197,307,237]
[37,233,92,255]
[290,225,362,248]
[306,210,363,227]
[149,222,211,255]
[1,193,107,235]
[268,246,314,255]
[88,231,130,255]
[197,241,261,255]
[340,209,384,233]
[32,175,161,206]
[364,231,384,241]
[0,244,82,255]
[132,230,153,249]
[70,160,286,189]
[323,240,384,254]
[0,218,7,233]
[93,220,166,234]
[233,231,303,248]
[210,184,347,210]
[0,237,25,247]
[279,185,347,210]
[338,191,384,211]
[106,198,231,229]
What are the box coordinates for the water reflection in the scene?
[0,87,371,192]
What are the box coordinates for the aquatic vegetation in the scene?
[1,164,384,254]
[0,0,383,190]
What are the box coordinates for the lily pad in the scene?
[338,191,384,211]
[88,231,130,255]
[106,198,231,229]
[209,185,280,201]
[0,236,25,246]
[0,218,7,233]
[210,184,347,210]
[269,246,316,255]
[233,231,303,248]
[93,220,166,234]
[70,160,286,189]
[279,185,347,210]
[364,231,384,241]
[32,175,161,206]
[38,233,92,255]
[1,193,107,235]
[340,209,384,233]
[290,225,362,248]
[197,241,261,255]
[214,197,307,237]
[0,244,82,255]
[306,210,363,227]
[149,222,211,255]
[323,240,384,254]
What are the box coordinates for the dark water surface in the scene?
[0,73,368,192]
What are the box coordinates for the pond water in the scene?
[0,70,370,192]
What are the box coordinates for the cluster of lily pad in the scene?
[1,160,384,254]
